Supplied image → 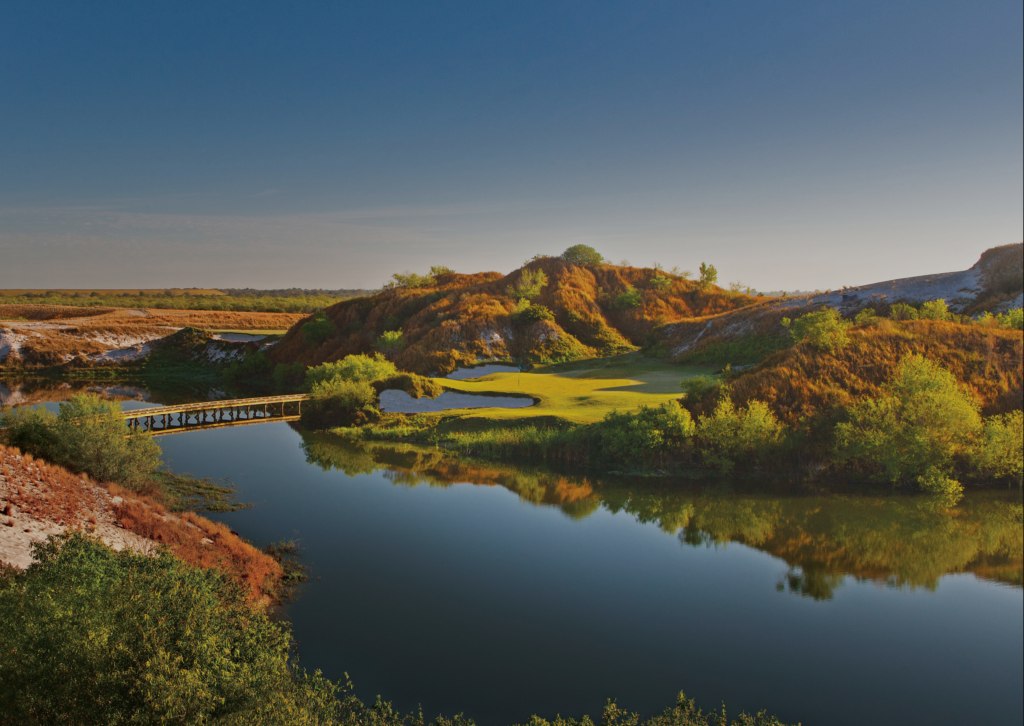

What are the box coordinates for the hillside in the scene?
[269,257,760,374]
[654,243,1023,366]
[685,320,1023,431]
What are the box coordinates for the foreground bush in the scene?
[0,534,799,726]
[588,403,694,469]
[302,378,379,430]
[0,533,336,725]
[834,355,981,499]
[1,395,160,490]
[971,410,1024,484]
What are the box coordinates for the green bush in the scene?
[302,378,379,429]
[919,299,951,321]
[387,271,436,289]
[680,375,720,401]
[511,303,555,325]
[971,410,1023,484]
[1,395,161,490]
[374,330,405,356]
[612,286,643,311]
[854,308,878,325]
[650,274,672,291]
[696,397,785,473]
[781,308,851,353]
[698,262,718,291]
[375,373,443,400]
[304,354,399,391]
[507,268,549,300]
[302,312,337,347]
[0,533,341,725]
[590,403,695,468]
[561,244,605,266]
[273,361,307,389]
[889,303,918,321]
[834,354,981,500]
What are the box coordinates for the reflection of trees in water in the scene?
[298,431,1023,599]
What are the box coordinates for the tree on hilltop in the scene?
[561,244,605,266]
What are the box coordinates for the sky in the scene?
[1,1,1021,291]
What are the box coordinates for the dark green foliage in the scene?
[0,533,340,725]
[698,263,718,291]
[889,303,918,321]
[152,471,251,513]
[561,244,605,266]
[222,350,274,385]
[1,394,160,489]
[303,312,337,347]
[507,268,549,300]
[586,403,695,469]
[273,361,307,389]
[302,378,380,429]
[834,354,981,500]
[781,308,851,353]
[650,274,672,291]
[680,376,720,402]
[675,335,791,366]
[304,354,399,390]
[374,330,406,356]
[612,286,643,310]
[696,398,786,473]
[512,303,556,325]
[375,373,443,399]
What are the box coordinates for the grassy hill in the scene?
[268,257,760,374]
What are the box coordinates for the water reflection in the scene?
[300,431,1023,599]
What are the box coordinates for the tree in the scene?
[834,354,982,501]
[561,244,605,266]
[612,285,643,310]
[506,268,549,300]
[302,312,336,347]
[781,308,852,353]
[1,395,161,490]
[698,262,718,291]
[303,353,398,390]
[696,397,785,472]
[373,330,405,357]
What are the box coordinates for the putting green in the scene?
[438,358,714,424]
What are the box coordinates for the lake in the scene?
[7,380,1023,725]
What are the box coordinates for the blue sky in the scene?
[1,1,1021,289]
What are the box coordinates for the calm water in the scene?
[7,380,1023,725]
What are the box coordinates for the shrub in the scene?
[698,262,718,291]
[854,308,878,325]
[0,533,339,725]
[680,375,720,401]
[507,268,549,300]
[696,398,785,472]
[302,311,336,347]
[971,410,1023,484]
[834,354,981,499]
[650,274,672,291]
[889,303,919,321]
[375,373,443,399]
[387,271,435,289]
[997,308,1024,330]
[511,303,555,325]
[374,330,405,356]
[304,353,398,391]
[612,285,643,310]
[1,395,161,490]
[781,308,851,353]
[590,402,695,468]
[919,299,951,321]
[273,361,307,388]
[302,378,379,429]
[561,244,605,266]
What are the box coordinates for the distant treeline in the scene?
[0,288,372,314]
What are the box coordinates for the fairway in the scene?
[439,357,714,424]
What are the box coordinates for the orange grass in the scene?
[700,320,1024,427]
[269,259,760,374]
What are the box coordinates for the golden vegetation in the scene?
[270,257,760,374]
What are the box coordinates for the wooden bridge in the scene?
[123,394,309,437]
